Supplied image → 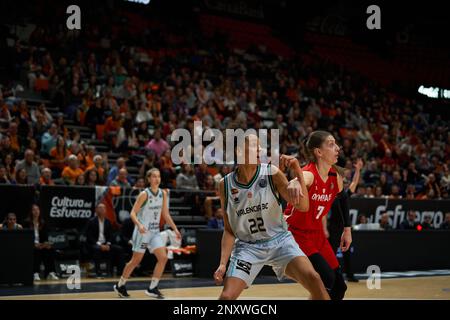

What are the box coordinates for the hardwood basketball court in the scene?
[1,275,449,300]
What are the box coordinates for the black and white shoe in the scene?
[114,284,130,298]
[145,287,164,299]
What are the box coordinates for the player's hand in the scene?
[138,224,147,234]
[287,178,304,205]
[214,264,226,285]
[354,158,363,171]
[174,229,182,240]
[323,228,330,239]
[340,227,352,252]
[280,154,301,172]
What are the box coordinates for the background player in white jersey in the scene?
[214,134,330,300]
[114,168,181,299]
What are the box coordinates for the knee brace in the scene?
[308,253,336,291]
[329,268,347,300]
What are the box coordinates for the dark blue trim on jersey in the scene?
[224,175,229,212]
[268,164,281,205]
[149,187,160,197]
[232,164,261,189]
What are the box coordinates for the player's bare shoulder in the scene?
[303,170,314,188]
[336,170,344,192]
[139,189,149,200]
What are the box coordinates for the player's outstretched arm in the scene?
[130,191,148,234]
[272,155,313,211]
[336,173,352,251]
[161,189,181,239]
[214,178,235,285]
[349,158,363,193]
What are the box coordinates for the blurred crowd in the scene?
[0,5,448,201]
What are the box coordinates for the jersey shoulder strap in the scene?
[223,173,232,211]
[302,162,315,173]
[267,163,281,205]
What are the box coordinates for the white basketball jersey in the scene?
[137,188,163,232]
[225,163,287,242]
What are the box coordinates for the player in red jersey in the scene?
[284,130,352,300]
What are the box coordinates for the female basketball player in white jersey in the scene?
[114,168,181,299]
[214,134,330,300]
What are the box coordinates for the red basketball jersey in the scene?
[285,163,339,230]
